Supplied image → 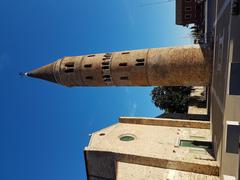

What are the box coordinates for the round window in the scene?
[119,134,136,142]
[99,133,105,136]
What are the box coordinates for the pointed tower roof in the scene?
[26,63,56,83]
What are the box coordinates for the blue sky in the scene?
[0,0,191,179]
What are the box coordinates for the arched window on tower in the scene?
[65,62,74,67]
[64,62,74,73]
[135,58,145,66]
[64,69,74,73]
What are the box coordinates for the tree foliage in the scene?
[151,86,192,114]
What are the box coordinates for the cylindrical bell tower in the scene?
[26,45,212,87]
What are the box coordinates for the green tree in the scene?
[151,86,192,114]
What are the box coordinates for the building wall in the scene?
[85,118,219,179]
[220,96,240,179]
[211,25,240,179]
[176,0,204,26]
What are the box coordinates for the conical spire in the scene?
[26,63,57,83]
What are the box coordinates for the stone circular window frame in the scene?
[119,134,137,142]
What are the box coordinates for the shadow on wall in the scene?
[156,113,208,121]
[189,95,207,108]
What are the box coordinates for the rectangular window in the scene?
[119,63,127,66]
[102,62,109,66]
[65,69,74,73]
[104,53,111,58]
[65,62,74,67]
[102,66,109,69]
[136,63,144,66]
[86,76,93,80]
[185,7,192,11]
[103,75,110,79]
[185,14,191,20]
[84,64,92,68]
[136,58,145,62]
[120,76,128,80]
